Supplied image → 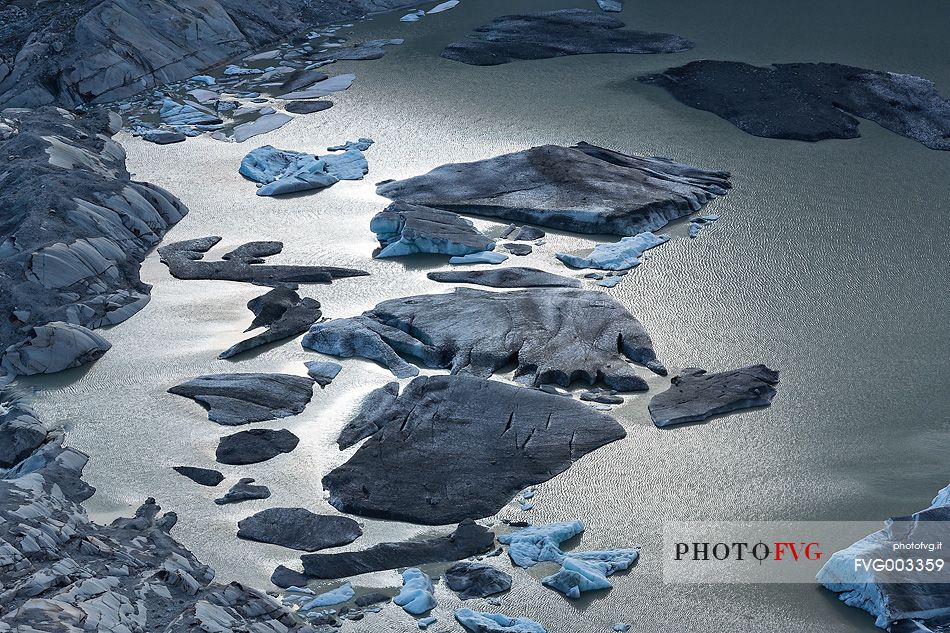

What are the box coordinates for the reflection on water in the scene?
[15,0,950,631]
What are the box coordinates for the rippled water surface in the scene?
[17,0,950,631]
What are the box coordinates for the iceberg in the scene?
[455,609,547,633]
[240,141,371,196]
[556,232,669,271]
[301,582,354,609]
[393,568,437,615]
[449,251,508,265]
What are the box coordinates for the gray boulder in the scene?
[237,507,362,552]
[441,9,690,66]
[371,202,496,257]
[445,562,512,600]
[302,287,666,391]
[322,374,627,524]
[286,519,495,582]
[216,428,300,465]
[219,288,322,359]
[376,142,730,236]
[1,322,111,376]
[0,404,48,468]
[648,365,780,427]
[158,236,367,286]
[214,478,272,505]
[427,267,580,289]
[173,466,224,487]
[169,373,314,425]
[640,61,950,150]
[0,108,187,379]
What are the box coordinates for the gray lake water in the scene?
[14,0,950,631]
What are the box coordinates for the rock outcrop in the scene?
[322,375,627,524]
[376,143,731,236]
[237,508,362,552]
[219,288,322,359]
[0,108,187,380]
[0,0,420,108]
[639,61,950,150]
[302,287,666,390]
[169,373,315,426]
[648,365,779,427]
[427,267,581,288]
[371,202,495,257]
[441,9,690,66]
[159,236,368,286]
[279,519,495,582]
[817,483,950,632]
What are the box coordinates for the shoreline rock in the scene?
[377,143,731,236]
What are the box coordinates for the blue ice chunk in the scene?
[239,142,372,196]
[455,609,547,633]
[418,616,438,629]
[328,138,374,152]
[393,568,437,615]
[449,251,508,265]
[159,98,221,126]
[556,232,669,271]
[597,276,624,288]
[401,10,425,21]
[191,75,216,85]
[428,0,460,13]
[688,214,720,238]
[540,549,640,599]
[613,624,631,632]
[301,582,354,609]
[498,521,584,567]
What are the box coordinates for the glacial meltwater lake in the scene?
[14,0,950,631]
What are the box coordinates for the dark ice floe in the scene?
[648,365,780,427]
[302,287,666,389]
[1,322,111,376]
[817,483,950,631]
[377,143,730,236]
[158,236,368,286]
[427,267,580,289]
[237,507,362,552]
[305,360,343,387]
[441,9,691,66]
[219,288,322,359]
[640,61,950,150]
[173,466,224,487]
[169,373,314,426]
[321,375,626,524]
[446,562,513,600]
[216,428,300,465]
[455,608,547,633]
[214,477,272,505]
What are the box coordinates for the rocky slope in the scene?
[0,0,421,109]
[0,107,187,379]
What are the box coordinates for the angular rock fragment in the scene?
[289,519,495,581]
[371,202,495,257]
[817,483,950,631]
[237,508,362,552]
[220,288,322,359]
[173,466,225,487]
[640,61,950,150]
[442,9,690,66]
[377,143,730,236]
[159,236,367,286]
[557,232,669,271]
[216,429,300,465]
[445,562,512,600]
[302,287,666,390]
[1,322,111,376]
[427,267,580,288]
[169,373,314,425]
[215,477,272,505]
[305,360,342,387]
[322,375,626,524]
[648,365,779,427]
